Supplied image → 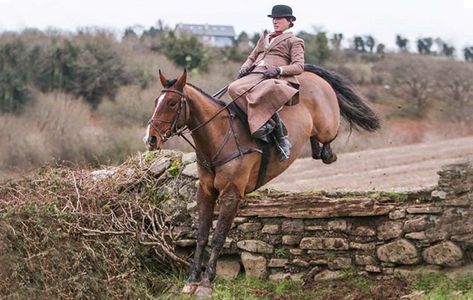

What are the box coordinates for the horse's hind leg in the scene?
[194,184,241,297]
[182,185,217,294]
[310,136,322,159]
[321,143,337,164]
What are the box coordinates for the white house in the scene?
[175,23,236,48]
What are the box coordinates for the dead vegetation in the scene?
[0,150,197,299]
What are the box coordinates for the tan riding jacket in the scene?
[241,30,305,86]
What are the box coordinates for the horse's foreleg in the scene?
[194,184,241,297]
[182,185,217,294]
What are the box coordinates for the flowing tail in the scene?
[304,64,381,132]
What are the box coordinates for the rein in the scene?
[148,76,265,172]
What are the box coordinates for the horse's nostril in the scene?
[148,136,157,146]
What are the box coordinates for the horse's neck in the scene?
[184,86,229,159]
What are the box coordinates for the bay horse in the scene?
[144,65,380,297]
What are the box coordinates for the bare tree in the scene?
[436,61,473,121]
[375,55,437,117]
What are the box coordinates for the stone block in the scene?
[289,248,304,255]
[405,231,427,240]
[406,206,442,214]
[281,220,304,233]
[377,221,403,240]
[351,226,376,237]
[365,265,382,273]
[403,216,430,232]
[313,270,344,282]
[216,258,241,279]
[241,252,267,279]
[282,235,302,245]
[422,241,463,266]
[389,209,406,220]
[327,220,348,232]
[238,222,262,233]
[377,239,418,264]
[328,257,352,270]
[355,255,377,266]
[268,258,288,268]
[237,240,273,254]
[261,224,279,234]
[269,272,291,281]
[300,237,349,250]
[349,242,376,251]
[305,225,324,231]
[233,217,249,223]
[292,259,309,267]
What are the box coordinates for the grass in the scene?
[410,273,473,299]
[158,275,327,300]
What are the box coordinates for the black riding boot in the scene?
[272,112,292,160]
[252,119,275,143]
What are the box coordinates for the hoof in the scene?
[322,153,337,164]
[181,282,198,294]
[194,284,213,298]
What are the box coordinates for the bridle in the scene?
[147,79,265,172]
[147,88,189,145]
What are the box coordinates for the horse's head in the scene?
[144,69,188,150]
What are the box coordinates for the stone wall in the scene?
[174,161,473,281]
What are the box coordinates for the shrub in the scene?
[161,32,208,71]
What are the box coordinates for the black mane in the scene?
[186,83,228,107]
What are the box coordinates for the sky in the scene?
[1,0,472,52]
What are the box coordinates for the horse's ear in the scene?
[158,69,167,87]
[175,69,187,90]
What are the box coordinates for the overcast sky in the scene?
[1,0,472,51]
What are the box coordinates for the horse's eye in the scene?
[169,100,178,108]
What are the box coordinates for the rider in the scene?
[228,4,304,160]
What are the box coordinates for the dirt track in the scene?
[267,136,473,192]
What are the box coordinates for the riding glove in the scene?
[263,67,281,79]
[237,67,251,79]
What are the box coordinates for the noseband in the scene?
[147,88,189,144]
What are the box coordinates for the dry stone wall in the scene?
[175,161,473,281]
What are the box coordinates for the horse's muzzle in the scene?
[146,136,160,150]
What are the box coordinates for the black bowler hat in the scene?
[267,5,296,21]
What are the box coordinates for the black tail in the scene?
[304,64,381,132]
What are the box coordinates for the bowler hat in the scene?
[267,5,296,21]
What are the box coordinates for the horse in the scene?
[144,65,380,297]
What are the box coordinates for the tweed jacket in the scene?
[228,30,305,133]
[241,30,305,86]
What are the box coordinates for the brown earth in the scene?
[267,136,473,192]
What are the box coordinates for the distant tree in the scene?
[251,33,260,47]
[375,55,437,117]
[162,32,208,71]
[123,27,138,40]
[330,33,343,51]
[436,61,473,121]
[0,40,31,113]
[417,38,433,54]
[441,44,455,57]
[353,36,366,52]
[395,35,409,52]
[34,40,79,93]
[365,35,375,53]
[237,31,249,43]
[300,31,331,65]
[464,47,473,62]
[376,43,386,54]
